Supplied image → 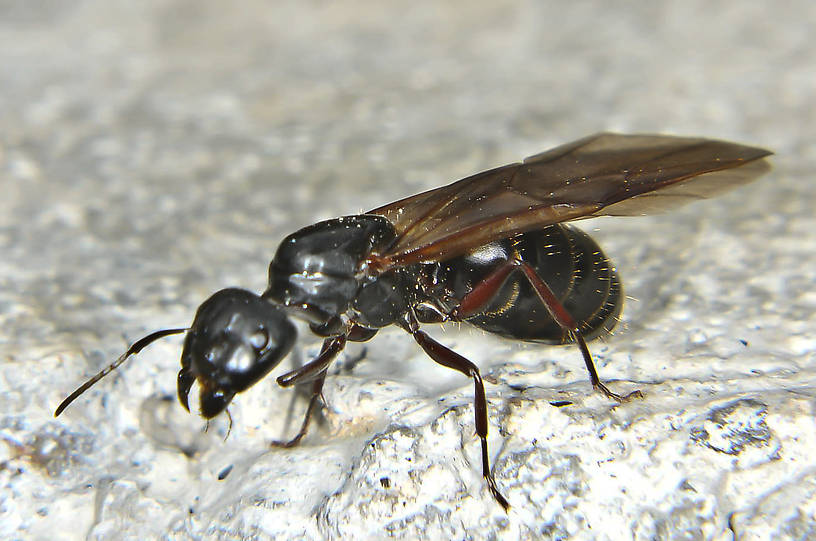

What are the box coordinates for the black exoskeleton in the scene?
[56,133,773,510]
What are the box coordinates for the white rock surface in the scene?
[1,1,814,539]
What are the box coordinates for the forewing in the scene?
[369,133,772,266]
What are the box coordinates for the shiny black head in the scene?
[54,288,296,420]
[177,288,296,418]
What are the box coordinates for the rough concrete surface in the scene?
[1,1,814,540]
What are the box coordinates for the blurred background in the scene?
[1,1,813,539]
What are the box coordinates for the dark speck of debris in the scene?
[380,476,391,489]
[550,400,573,407]
[218,464,234,480]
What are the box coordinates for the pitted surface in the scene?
[1,1,813,539]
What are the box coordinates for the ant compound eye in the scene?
[248,328,269,350]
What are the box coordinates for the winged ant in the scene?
[56,133,772,509]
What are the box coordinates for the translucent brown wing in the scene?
[368,133,772,267]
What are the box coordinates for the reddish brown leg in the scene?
[453,259,642,402]
[270,335,346,448]
[403,316,510,511]
[269,372,327,448]
[276,335,346,387]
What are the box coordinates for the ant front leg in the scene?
[270,334,347,448]
[402,314,510,511]
[451,258,642,403]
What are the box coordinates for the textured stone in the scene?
[1,1,814,539]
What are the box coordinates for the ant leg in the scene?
[452,259,642,402]
[269,371,327,448]
[270,335,346,448]
[276,335,346,387]
[514,261,642,402]
[404,317,510,511]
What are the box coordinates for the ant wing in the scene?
[369,133,772,267]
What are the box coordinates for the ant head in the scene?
[177,288,296,419]
[54,288,296,420]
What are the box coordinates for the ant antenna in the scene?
[55,327,188,417]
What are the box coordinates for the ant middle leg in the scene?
[401,314,510,510]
